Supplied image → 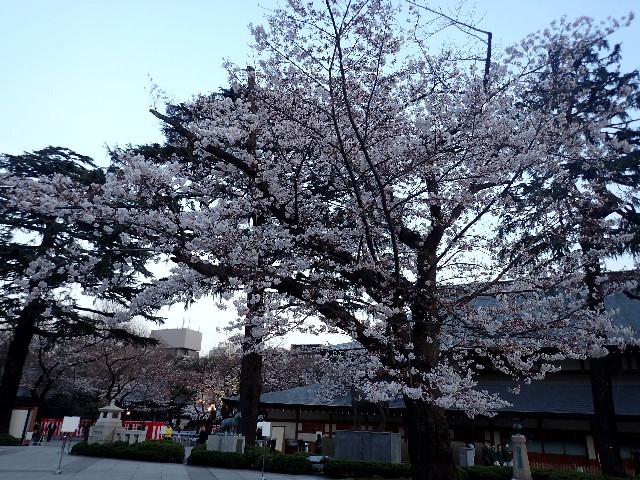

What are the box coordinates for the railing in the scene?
[530,461,636,476]
[530,461,600,475]
[113,428,147,444]
[172,431,199,445]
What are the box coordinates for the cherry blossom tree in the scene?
[78,329,164,403]
[498,24,640,475]
[178,342,316,424]
[14,321,163,416]
[9,3,639,479]
[262,346,320,393]
[0,147,156,434]
[20,335,99,411]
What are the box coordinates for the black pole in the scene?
[20,407,33,445]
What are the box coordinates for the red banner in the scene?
[39,418,166,440]
[40,418,91,438]
[122,421,166,440]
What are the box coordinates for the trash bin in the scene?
[459,447,475,466]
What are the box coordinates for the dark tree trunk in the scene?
[405,249,457,480]
[405,398,458,480]
[590,354,626,477]
[0,303,41,434]
[238,326,262,445]
[238,338,262,446]
[582,257,626,477]
[235,65,266,448]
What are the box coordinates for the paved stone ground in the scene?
[0,439,320,480]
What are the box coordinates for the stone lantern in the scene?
[88,400,125,444]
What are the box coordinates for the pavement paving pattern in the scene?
[0,440,320,480]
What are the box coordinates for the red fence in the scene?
[39,419,166,440]
[121,421,166,440]
[40,418,90,438]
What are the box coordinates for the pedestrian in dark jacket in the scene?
[198,427,208,445]
[46,422,55,442]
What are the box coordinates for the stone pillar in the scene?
[334,431,402,463]
[511,434,532,480]
[89,400,125,444]
[206,434,245,453]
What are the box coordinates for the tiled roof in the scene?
[260,385,351,407]
[229,384,405,409]
[244,374,640,417]
[226,289,640,418]
[478,375,640,416]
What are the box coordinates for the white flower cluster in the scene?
[5,1,638,418]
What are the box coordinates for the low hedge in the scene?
[531,468,630,480]
[462,466,627,480]
[0,434,21,446]
[265,453,313,474]
[68,441,629,480]
[187,445,312,474]
[324,461,625,480]
[70,440,184,463]
[244,445,273,467]
[461,466,512,480]
[190,443,207,453]
[323,459,411,479]
[188,449,253,469]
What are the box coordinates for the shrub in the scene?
[323,459,411,479]
[187,449,252,468]
[461,465,512,480]
[460,465,620,480]
[531,468,624,480]
[457,466,469,480]
[0,434,21,446]
[190,443,207,453]
[70,441,89,455]
[95,441,134,460]
[265,453,314,474]
[244,445,273,469]
[71,441,104,457]
[187,447,313,475]
[132,440,184,463]
[70,440,184,463]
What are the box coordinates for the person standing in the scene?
[32,424,42,445]
[164,423,173,440]
[503,443,513,466]
[496,444,504,466]
[198,426,208,445]
[482,441,491,466]
[46,422,55,442]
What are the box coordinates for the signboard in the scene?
[60,416,81,433]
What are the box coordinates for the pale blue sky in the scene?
[1,1,638,167]
[1,1,638,352]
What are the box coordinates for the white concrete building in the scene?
[150,327,202,357]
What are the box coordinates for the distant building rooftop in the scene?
[150,327,202,357]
